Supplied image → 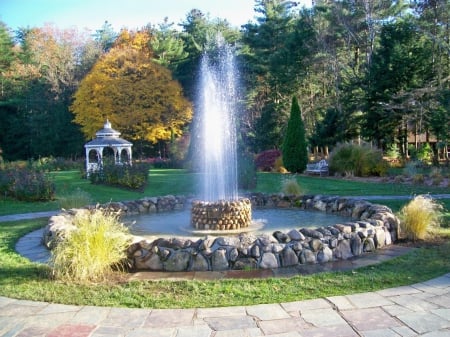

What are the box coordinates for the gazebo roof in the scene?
[95,120,121,138]
[84,120,132,148]
[85,136,132,148]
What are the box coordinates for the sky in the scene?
[1,0,312,33]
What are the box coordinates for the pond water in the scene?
[125,208,351,238]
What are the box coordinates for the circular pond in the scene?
[125,208,351,238]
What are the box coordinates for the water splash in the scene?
[198,38,239,201]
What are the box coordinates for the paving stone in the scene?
[214,327,263,337]
[90,325,127,337]
[37,303,80,315]
[382,304,414,317]
[396,312,450,334]
[376,286,422,297]
[345,292,394,308]
[281,299,331,313]
[258,317,311,335]
[124,327,175,337]
[326,295,355,310]
[391,325,419,337]
[420,330,450,337]
[263,332,302,337]
[361,328,402,337]
[15,326,47,337]
[300,308,348,327]
[341,307,402,331]
[246,303,290,320]
[46,323,96,337]
[299,324,359,337]
[196,306,246,318]
[0,296,17,308]
[390,295,441,312]
[426,294,450,308]
[431,309,450,321]
[69,306,111,325]
[145,308,195,328]
[411,284,450,296]
[0,303,48,317]
[175,325,213,337]
[203,315,257,331]
[101,307,150,328]
[421,275,450,289]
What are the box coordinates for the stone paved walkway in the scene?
[1,273,450,337]
[2,204,450,336]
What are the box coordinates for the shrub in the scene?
[412,174,425,184]
[58,188,92,209]
[328,143,388,177]
[89,162,150,191]
[399,195,443,241]
[403,161,419,177]
[282,96,308,173]
[281,176,302,196]
[255,149,282,171]
[386,143,400,161]
[50,208,131,283]
[0,168,55,201]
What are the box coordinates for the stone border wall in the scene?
[43,193,401,272]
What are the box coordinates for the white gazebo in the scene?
[84,120,133,174]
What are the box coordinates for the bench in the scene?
[305,160,329,176]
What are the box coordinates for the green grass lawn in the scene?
[0,169,449,308]
[1,169,449,215]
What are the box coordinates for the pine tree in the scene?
[282,96,308,173]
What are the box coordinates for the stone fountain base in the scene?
[191,198,252,231]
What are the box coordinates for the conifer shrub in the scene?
[282,96,308,173]
[50,208,131,283]
[399,195,443,241]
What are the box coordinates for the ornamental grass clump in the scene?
[50,209,131,284]
[399,195,443,241]
[57,188,92,209]
[281,176,302,196]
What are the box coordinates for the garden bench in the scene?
[305,160,329,176]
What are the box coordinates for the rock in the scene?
[374,228,386,248]
[299,249,316,264]
[211,249,229,271]
[164,251,190,272]
[363,238,376,252]
[287,229,304,241]
[309,239,323,252]
[273,231,290,243]
[300,228,324,239]
[281,247,298,267]
[190,253,209,271]
[229,248,239,262]
[259,252,279,269]
[351,234,363,256]
[317,246,333,263]
[251,244,261,258]
[334,240,353,260]
[136,252,163,270]
[234,257,258,270]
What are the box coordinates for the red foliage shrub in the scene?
[255,150,282,171]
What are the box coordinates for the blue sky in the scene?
[0,0,309,32]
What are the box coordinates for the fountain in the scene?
[191,36,252,231]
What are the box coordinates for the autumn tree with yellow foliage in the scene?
[71,30,192,152]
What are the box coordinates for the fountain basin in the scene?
[43,193,401,272]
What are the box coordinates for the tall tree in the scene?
[364,17,433,151]
[282,96,308,173]
[71,29,193,156]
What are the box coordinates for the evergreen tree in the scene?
[282,96,308,173]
